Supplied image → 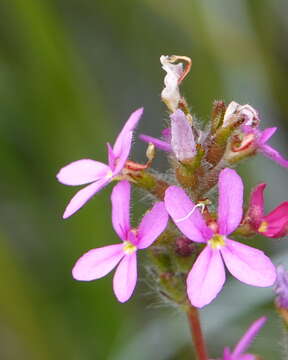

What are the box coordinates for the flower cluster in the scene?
[57,54,288,358]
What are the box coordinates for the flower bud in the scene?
[175,237,196,257]
[223,101,260,128]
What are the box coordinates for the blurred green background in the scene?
[0,0,287,359]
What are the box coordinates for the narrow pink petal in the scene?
[240,355,256,360]
[258,127,277,144]
[111,181,131,240]
[221,239,276,287]
[260,144,288,168]
[107,142,116,169]
[57,159,110,186]
[63,178,110,219]
[139,134,172,152]
[113,131,133,174]
[113,108,143,157]
[232,317,266,357]
[72,244,124,281]
[137,202,169,249]
[187,246,226,308]
[217,168,244,235]
[165,186,212,243]
[113,253,137,303]
[263,201,288,238]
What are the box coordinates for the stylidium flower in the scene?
[237,125,288,168]
[246,183,288,238]
[72,180,168,302]
[56,108,143,219]
[160,55,183,112]
[165,168,276,308]
[221,317,266,360]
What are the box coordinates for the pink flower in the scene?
[72,180,168,302]
[246,183,288,238]
[165,168,276,308]
[221,317,266,360]
[239,126,288,168]
[57,108,143,219]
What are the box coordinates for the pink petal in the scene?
[137,202,169,249]
[107,142,116,169]
[63,178,110,219]
[232,317,266,358]
[258,127,277,144]
[246,183,266,228]
[111,181,131,240]
[113,108,143,157]
[221,239,276,287]
[217,168,244,235]
[113,253,137,303]
[187,246,226,308]
[260,144,288,168]
[113,131,133,175]
[139,134,172,152]
[165,186,212,243]
[72,244,124,281]
[57,159,110,186]
[263,201,288,238]
[170,109,196,161]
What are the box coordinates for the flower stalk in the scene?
[187,306,208,360]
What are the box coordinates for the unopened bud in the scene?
[223,101,260,128]
[146,143,155,162]
[175,237,196,257]
[211,100,226,132]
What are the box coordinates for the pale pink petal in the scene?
[165,186,212,243]
[111,181,131,240]
[260,144,288,168]
[72,244,124,281]
[113,253,137,303]
[113,108,143,157]
[258,127,277,144]
[57,159,110,186]
[221,239,276,287]
[187,246,226,308]
[139,134,172,152]
[170,109,196,161]
[232,317,266,357]
[63,178,110,219]
[137,202,169,249]
[217,168,244,235]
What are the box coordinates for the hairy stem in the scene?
[187,306,208,360]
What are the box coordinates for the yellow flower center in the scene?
[258,221,268,233]
[106,170,113,179]
[208,234,225,249]
[123,241,137,255]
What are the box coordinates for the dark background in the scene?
[0,0,287,359]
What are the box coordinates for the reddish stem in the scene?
[187,306,208,360]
